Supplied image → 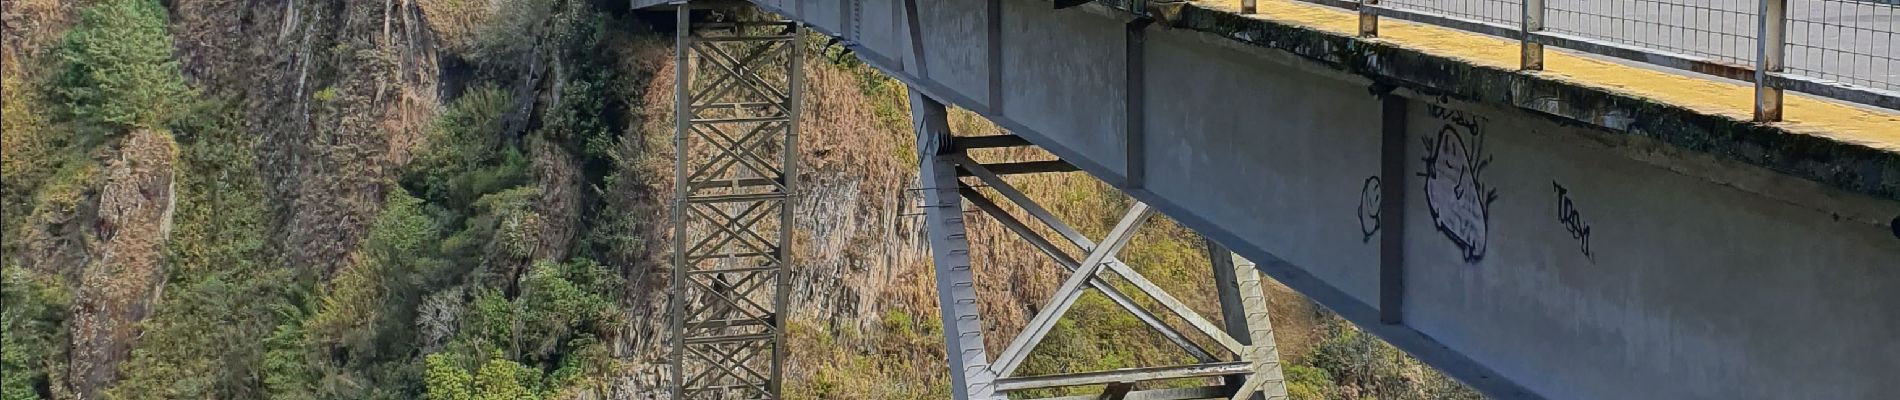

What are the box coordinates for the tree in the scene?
[425,352,542,400]
[1,266,71,400]
[55,0,189,133]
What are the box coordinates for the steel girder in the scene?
[910,91,1287,400]
[669,6,802,400]
[915,90,1002,400]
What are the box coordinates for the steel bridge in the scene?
[645,1,1900,400]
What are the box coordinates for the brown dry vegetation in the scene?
[65,128,176,399]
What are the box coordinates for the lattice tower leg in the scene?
[668,5,802,399]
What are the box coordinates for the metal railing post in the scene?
[1521,0,1545,70]
[1242,0,1256,14]
[1754,0,1788,122]
[1359,0,1380,37]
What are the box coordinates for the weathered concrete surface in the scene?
[999,1,1128,177]
[1143,28,1386,305]
[1398,95,1900,400]
[1167,0,1900,200]
[658,0,1900,398]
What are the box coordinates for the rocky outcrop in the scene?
[64,128,176,400]
[234,0,440,278]
[528,135,583,263]
[0,0,76,64]
[13,161,101,283]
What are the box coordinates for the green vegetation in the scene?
[1,266,70,400]
[1,71,55,237]
[424,353,542,400]
[2,1,196,398]
[54,0,188,134]
[249,2,632,397]
[1300,315,1482,400]
[5,0,641,398]
[0,1,1484,398]
[407,86,527,211]
[106,98,286,400]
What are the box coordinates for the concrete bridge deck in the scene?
[641,0,1900,399]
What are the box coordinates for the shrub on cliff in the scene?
[55,0,188,134]
[1,265,71,400]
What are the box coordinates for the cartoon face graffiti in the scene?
[1358,176,1382,242]
[1420,125,1496,263]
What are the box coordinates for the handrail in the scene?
[1225,0,1900,119]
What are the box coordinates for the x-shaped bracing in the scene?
[688,28,794,111]
[951,154,1283,400]
[669,13,800,400]
[684,121,790,195]
[681,339,774,399]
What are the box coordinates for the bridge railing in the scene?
[1225,0,1898,121]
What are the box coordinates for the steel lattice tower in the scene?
[668,4,801,399]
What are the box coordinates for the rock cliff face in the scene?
[245,0,440,279]
[6,2,1439,399]
[65,129,175,399]
[597,38,940,397]
[89,0,444,280]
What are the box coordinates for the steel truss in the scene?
[911,93,1289,400]
[669,5,802,400]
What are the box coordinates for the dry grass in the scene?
[1,0,74,64]
[414,0,495,57]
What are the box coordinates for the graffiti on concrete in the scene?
[1553,181,1594,261]
[1420,101,1496,263]
[1358,176,1382,243]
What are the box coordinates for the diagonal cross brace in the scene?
[990,202,1156,377]
[958,184,1217,364]
[958,155,1247,357]
[670,10,800,400]
[685,122,788,192]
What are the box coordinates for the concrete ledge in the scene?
[1137,2,1900,202]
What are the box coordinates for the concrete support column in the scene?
[1377,95,1408,325]
[1520,0,1545,70]
[1359,0,1381,37]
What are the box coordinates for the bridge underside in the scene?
[913,92,1292,400]
[650,0,1900,399]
